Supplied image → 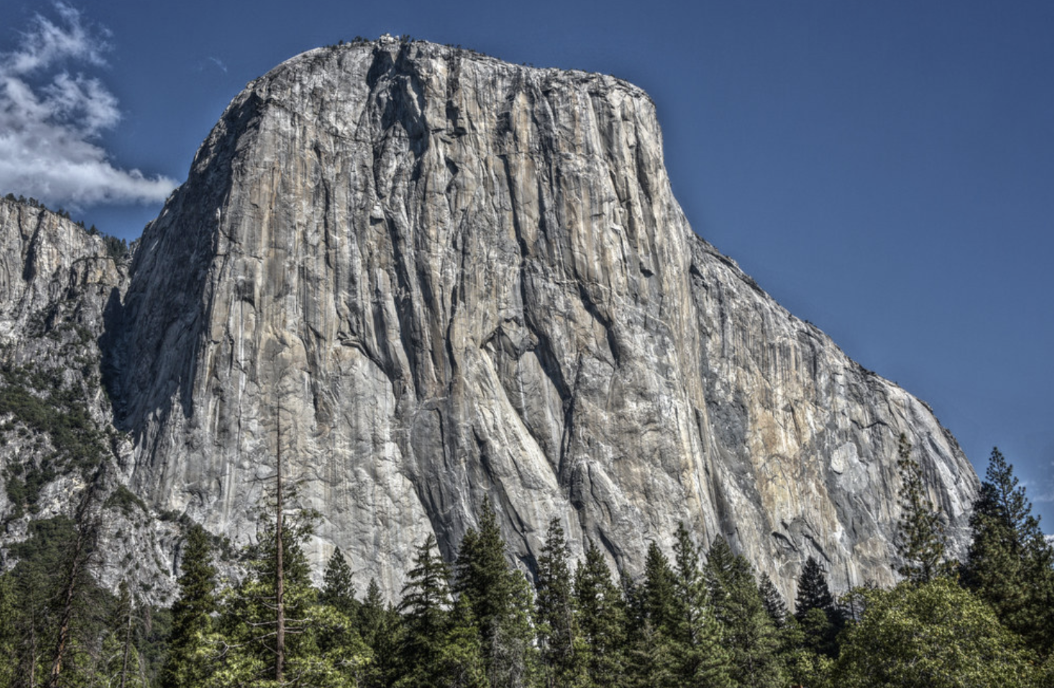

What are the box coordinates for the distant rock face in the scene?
[0,200,186,604]
[0,201,123,342]
[112,41,977,600]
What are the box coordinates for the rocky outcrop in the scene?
[1,41,978,604]
[0,199,184,604]
[0,199,123,344]
[113,40,978,601]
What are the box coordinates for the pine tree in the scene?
[398,533,491,687]
[574,539,627,687]
[670,523,733,687]
[160,523,217,688]
[211,507,359,687]
[359,578,389,649]
[640,542,677,632]
[359,579,400,688]
[454,498,511,642]
[46,483,103,688]
[895,434,951,584]
[757,572,787,629]
[535,518,580,687]
[625,619,679,688]
[317,548,369,684]
[398,534,455,686]
[0,572,19,687]
[3,517,89,686]
[703,537,785,688]
[100,582,148,688]
[962,447,1054,655]
[625,542,679,687]
[454,497,537,686]
[794,557,835,621]
[321,547,359,618]
[437,593,489,687]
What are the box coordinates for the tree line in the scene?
[1,437,1053,686]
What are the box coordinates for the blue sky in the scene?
[2,1,1052,526]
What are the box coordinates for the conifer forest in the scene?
[0,441,1051,687]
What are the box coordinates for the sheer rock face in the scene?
[117,41,978,599]
[0,201,185,604]
[0,200,124,343]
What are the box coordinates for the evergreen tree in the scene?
[359,579,401,688]
[895,434,951,584]
[703,537,785,688]
[794,557,835,622]
[398,534,490,687]
[625,542,678,687]
[640,541,677,632]
[317,548,370,684]
[757,572,787,630]
[211,511,357,687]
[454,497,537,686]
[670,524,733,687]
[454,498,510,640]
[574,539,627,687]
[535,518,580,686]
[794,556,842,659]
[0,572,19,687]
[45,488,103,688]
[321,547,359,618]
[398,534,455,685]
[100,582,148,688]
[160,523,217,688]
[962,447,1054,656]
[625,619,679,688]
[437,594,489,687]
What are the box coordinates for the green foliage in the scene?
[160,524,218,688]
[9,454,1054,688]
[962,447,1054,656]
[669,523,733,687]
[99,581,150,688]
[895,434,952,583]
[204,512,362,687]
[0,571,19,687]
[453,498,538,686]
[832,577,1036,687]
[103,234,130,260]
[624,541,679,687]
[757,572,787,629]
[640,541,677,632]
[397,533,486,687]
[535,518,581,686]
[794,556,842,658]
[795,556,835,621]
[359,578,401,688]
[1,514,114,686]
[574,539,627,686]
[104,484,149,517]
[703,537,785,688]
[321,547,359,618]
[0,364,110,515]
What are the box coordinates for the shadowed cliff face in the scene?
[117,41,978,599]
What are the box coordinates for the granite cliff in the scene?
[1,40,978,602]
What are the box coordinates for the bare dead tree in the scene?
[46,468,103,688]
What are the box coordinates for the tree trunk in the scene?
[46,471,101,688]
[120,596,133,688]
[275,410,285,684]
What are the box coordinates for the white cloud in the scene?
[0,3,176,206]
